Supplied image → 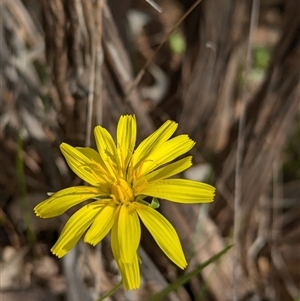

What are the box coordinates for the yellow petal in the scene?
[121,256,140,290]
[140,135,195,176]
[136,203,187,269]
[34,186,101,218]
[84,202,117,246]
[115,256,140,290]
[51,203,103,257]
[111,217,140,290]
[94,125,118,178]
[75,147,114,190]
[144,156,193,183]
[76,147,112,181]
[60,143,102,186]
[75,147,103,164]
[138,179,216,203]
[132,120,178,169]
[118,203,141,263]
[117,115,137,170]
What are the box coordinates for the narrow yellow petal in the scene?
[60,143,101,186]
[94,125,117,157]
[139,135,195,176]
[111,218,140,289]
[34,186,100,218]
[143,156,193,183]
[76,147,112,181]
[138,179,216,203]
[84,202,117,246]
[115,256,140,290]
[118,204,141,263]
[136,203,187,269]
[110,212,121,262]
[132,120,178,169]
[117,115,137,170]
[51,203,103,257]
[75,148,114,190]
[75,147,103,164]
[94,125,118,178]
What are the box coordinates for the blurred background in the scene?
[0,0,299,300]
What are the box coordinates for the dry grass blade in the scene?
[233,1,260,300]
[145,0,162,13]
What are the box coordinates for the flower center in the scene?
[111,178,134,204]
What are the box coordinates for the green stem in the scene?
[16,132,36,244]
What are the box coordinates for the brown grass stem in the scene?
[233,0,261,300]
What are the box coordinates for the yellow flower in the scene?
[34,115,215,290]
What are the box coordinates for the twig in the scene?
[233,1,260,300]
[145,0,162,13]
[85,14,96,147]
[95,0,104,126]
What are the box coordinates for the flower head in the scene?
[34,115,215,290]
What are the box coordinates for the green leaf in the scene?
[150,198,160,209]
[169,32,186,54]
[254,46,271,70]
[145,244,233,301]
